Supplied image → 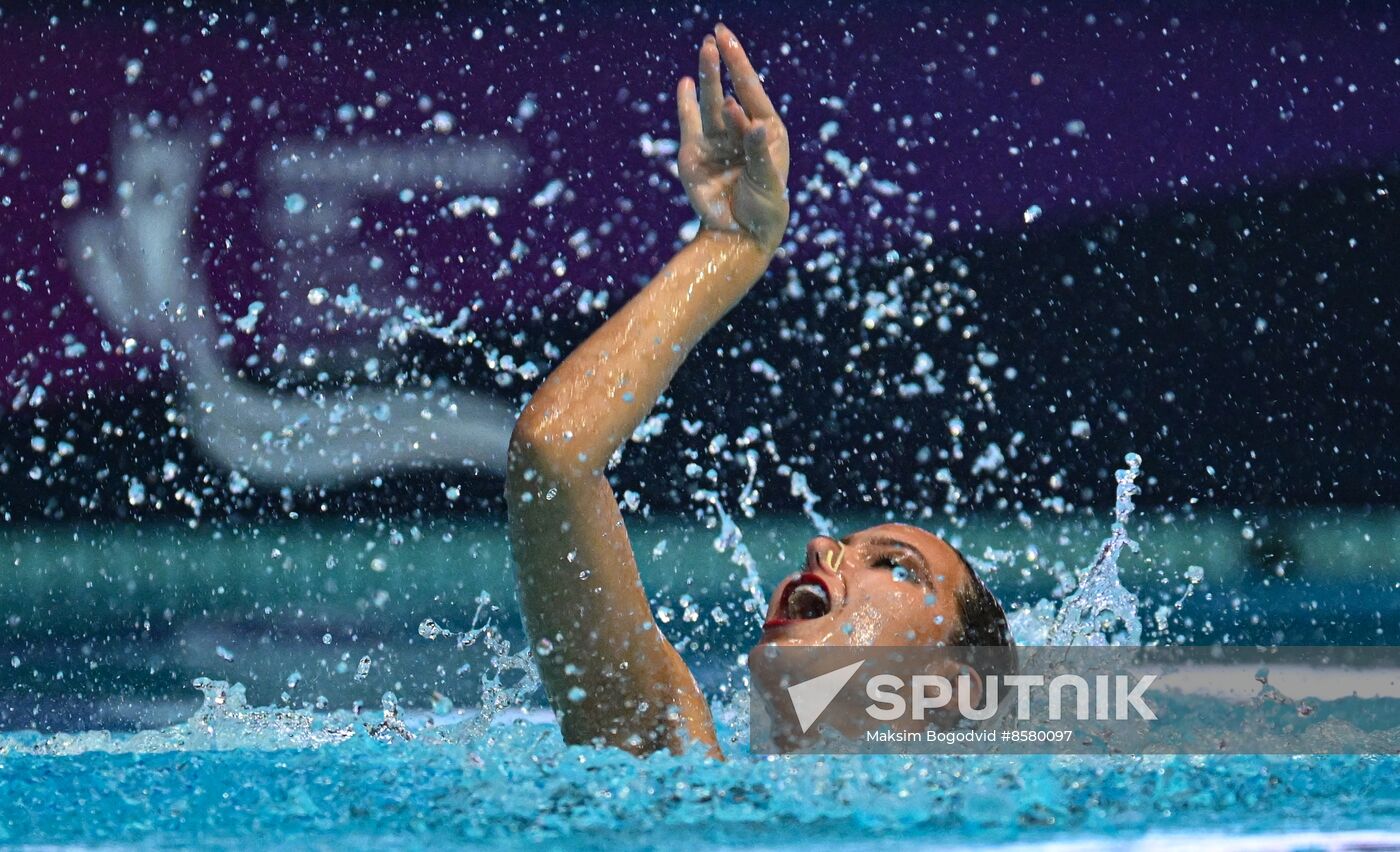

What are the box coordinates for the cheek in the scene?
[843,578,949,643]
[900,589,953,641]
[834,601,885,645]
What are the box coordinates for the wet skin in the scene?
[758,523,975,649]
[506,25,987,757]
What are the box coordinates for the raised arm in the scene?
[507,23,789,756]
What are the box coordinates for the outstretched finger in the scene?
[677,77,703,147]
[714,23,777,120]
[742,124,782,190]
[697,36,727,139]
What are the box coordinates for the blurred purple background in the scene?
[2,1,1395,397]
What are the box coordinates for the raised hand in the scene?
[676,23,790,251]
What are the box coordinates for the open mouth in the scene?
[767,573,833,627]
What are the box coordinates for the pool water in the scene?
[3,694,1397,848]
[3,505,1398,847]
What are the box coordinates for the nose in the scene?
[805,535,844,576]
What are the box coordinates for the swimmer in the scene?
[507,23,1012,756]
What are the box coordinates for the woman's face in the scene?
[756,523,971,648]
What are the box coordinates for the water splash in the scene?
[418,592,541,741]
[7,631,539,758]
[693,448,768,621]
[14,678,356,757]
[1044,452,1145,646]
[365,691,414,742]
[784,468,835,538]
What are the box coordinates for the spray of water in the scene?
[418,593,541,741]
[1044,452,1146,646]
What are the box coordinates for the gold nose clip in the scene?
[823,541,846,574]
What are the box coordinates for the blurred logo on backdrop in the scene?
[66,124,525,490]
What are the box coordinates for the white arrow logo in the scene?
[786,659,865,733]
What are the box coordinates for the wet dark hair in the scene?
[949,547,1014,649]
[948,547,1017,710]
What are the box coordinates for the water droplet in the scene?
[431,110,456,134]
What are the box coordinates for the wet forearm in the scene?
[514,230,776,475]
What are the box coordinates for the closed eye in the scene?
[874,555,917,582]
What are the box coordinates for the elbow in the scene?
[508,405,582,482]
[508,408,551,469]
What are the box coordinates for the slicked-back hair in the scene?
[949,547,1017,713]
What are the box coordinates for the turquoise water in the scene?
[4,503,1400,846]
[3,696,1397,847]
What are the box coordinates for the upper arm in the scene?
[506,415,717,755]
